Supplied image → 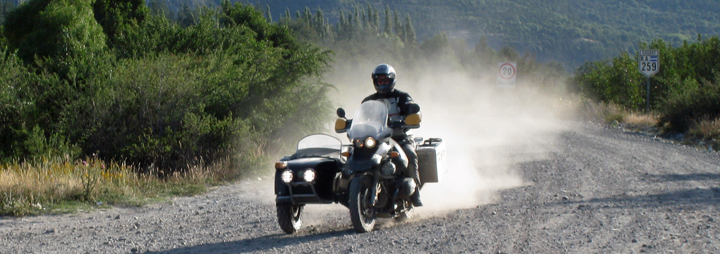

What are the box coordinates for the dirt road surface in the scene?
[2,121,719,253]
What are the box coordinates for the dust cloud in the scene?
[251,59,575,227]
[326,60,574,216]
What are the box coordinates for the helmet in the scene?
[371,64,396,94]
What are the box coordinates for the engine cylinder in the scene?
[381,162,396,175]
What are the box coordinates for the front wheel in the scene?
[349,175,376,233]
[277,204,304,234]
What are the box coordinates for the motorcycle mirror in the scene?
[336,108,346,118]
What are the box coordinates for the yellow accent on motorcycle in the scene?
[335,119,347,130]
[405,113,422,125]
[390,151,400,158]
[275,161,287,169]
[341,151,350,157]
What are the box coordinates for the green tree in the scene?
[383,5,392,36]
[3,0,107,64]
[93,0,147,45]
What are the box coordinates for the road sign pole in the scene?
[646,77,650,112]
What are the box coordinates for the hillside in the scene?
[150,0,720,68]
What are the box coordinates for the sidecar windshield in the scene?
[297,134,342,151]
[348,101,388,139]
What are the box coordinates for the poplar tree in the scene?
[383,5,392,35]
[404,15,416,45]
[265,4,272,22]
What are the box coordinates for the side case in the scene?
[416,138,447,183]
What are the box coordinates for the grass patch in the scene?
[1,155,231,216]
[688,118,720,140]
[623,112,659,126]
[580,101,625,123]
[579,100,660,127]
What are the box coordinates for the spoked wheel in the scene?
[349,175,376,233]
[277,204,304,234]
[395,200,414,222]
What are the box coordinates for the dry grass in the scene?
[579,101,625,123]
[578,100,659,127]
[623,112,660,126]
[689,118,720,140]
[1,155,222,216]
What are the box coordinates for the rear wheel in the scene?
[277,204,303,234]
[349,175,376,233]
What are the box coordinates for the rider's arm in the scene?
[399,94,420,115]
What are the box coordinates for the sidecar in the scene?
[274,134,350,234]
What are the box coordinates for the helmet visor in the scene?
[374,75,393,86]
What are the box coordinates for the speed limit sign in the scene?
[497,62,516,87]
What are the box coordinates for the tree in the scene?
[383,5,392,36]
[0,0,17,25]
[93,0,148,45]
[404,15,416,45]
[4,0,107,63]
[265,4,272,22]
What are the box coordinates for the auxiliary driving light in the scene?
[281,170,293,183]
[365,137,376,148]
[303,169,316,182]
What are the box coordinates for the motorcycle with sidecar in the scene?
[274,101,447,233]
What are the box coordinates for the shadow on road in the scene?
[145,228,355,254]
[647,173,720,182]
[566,187,720,209]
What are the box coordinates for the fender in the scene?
[275,157,339,203]
[345,141,391,172]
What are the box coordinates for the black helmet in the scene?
[371,64,396,94]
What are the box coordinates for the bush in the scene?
[572,36,720,132]
[660,76,720,132]
[1,1,332,177]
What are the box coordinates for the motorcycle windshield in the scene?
[297,134,342,151]
[348,101,388,139]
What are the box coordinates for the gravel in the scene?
[1,121,719,253]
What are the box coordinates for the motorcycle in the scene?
[274,100,447,233]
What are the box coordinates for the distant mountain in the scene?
[75,0,720,67]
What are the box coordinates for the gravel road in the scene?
[2,121,719,253]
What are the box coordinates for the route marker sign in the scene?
[638,49,659,77]
[497,62,516,87]
[638,49,660,112]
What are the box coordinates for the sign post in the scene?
[497,62,517,87]
[638,49,659,112]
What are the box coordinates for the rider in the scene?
[362,63,423,207]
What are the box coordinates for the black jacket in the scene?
[362,89,420,139]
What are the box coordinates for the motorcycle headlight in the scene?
[354,139,364,148]
[303,169,316,182]
[365,137,376,148]
[281,170,293,183]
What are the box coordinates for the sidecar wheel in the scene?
[277,204,304,234]
[349,175,376,233]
